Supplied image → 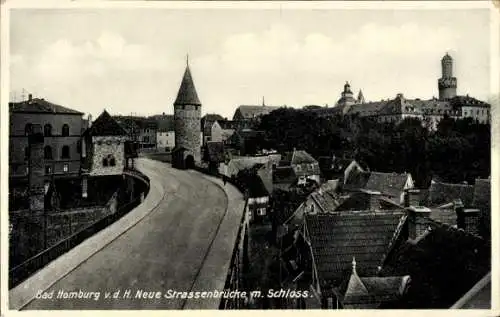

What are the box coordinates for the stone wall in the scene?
[174,104,201,163]
[90,136,127,176]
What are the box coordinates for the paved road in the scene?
[23,158,231,309]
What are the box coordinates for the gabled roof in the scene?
[290,150,318,165]
[174,65,201,106]
[428,179,474,207]
[10,98,84,115]
[305,210,406,284]
[114,117,141,134]
[364,172,410,198]
[233,105,280,120]
[87,110,127,136]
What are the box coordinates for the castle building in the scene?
[336,81,357,109]
[438,53,457,100]
[330,53,490,128]
[172,59,202,169]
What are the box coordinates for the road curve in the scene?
[21,158,233,309]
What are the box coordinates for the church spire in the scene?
[357,89,365,104]
[174,58,201,106]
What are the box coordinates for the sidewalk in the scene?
[183,173,246,309]
[9,160,165,310]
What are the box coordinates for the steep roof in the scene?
[273,166,296,184]
[174,65,201,106]
[364,172,410,198]
[291,150,318,165]
[381,222,490,308]
[428,180,474,207]
[10,98,84,115]
[156,115,175,132]
[305,210,406,284]
[346,101,387,117]
[233,105,280,120]
[88,110,127,136]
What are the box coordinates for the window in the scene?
[24,147,30,160]
[44,146,53,159]
[44,124,52,136]
[61,145,70,159]
[63,164,69,172]
[62,124,70,136]
[25,123,33,136]
[77,140,81,154]
[103,154,116,167]
[25,167,29,175]
[45,165,52,175]
[464,111,468,117]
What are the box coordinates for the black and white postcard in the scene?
[1,0,498,314]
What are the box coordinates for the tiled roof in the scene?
[335,192,373,211]
[308,183,343,213]
[114,117,141,134]
[226,155,281,177]
[472,178,490,211]
[9,98,84,115]
[344,170,371,191]
[337,269,410,308]
[346,101,387,116]
[233,105,281,120]
[291,150,318,165]
[364,172,410,198]
[381,222,490,308]
[206,141,225,163]
[174,65,201,106]
[273,166,296,184]
[305,210,406,284]
[428,180,474,207]
[88,110,127,136]
[451,95,490,109]
[247,174,269,197]
[155,115,175,132]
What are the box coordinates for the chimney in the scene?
[407,206,431,240]
[362,189,381,211]
[28,93,33,101]
[455,200,480,235]
[404,189,421,207]
[28,124,45,213]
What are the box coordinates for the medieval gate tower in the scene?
[438,53,457,100]
[172,58,202,169]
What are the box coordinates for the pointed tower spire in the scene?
[174,60,201,106]
[352,257,357,273]
[357,89,365,104]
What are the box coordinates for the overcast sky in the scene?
[9,6,494,119]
